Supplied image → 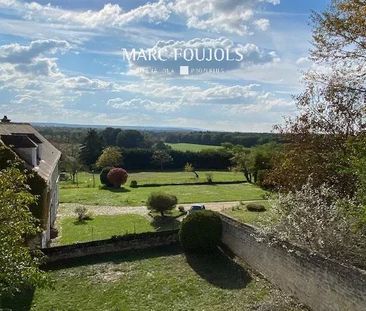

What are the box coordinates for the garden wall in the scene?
[220,214,366,311]
[42,230,179,263]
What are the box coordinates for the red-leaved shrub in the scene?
[107,168,128,188]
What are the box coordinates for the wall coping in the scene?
[219,213,366,277]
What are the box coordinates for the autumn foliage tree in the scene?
[263,1,366,266]
[266,0,366,196]
[106,168,128,188]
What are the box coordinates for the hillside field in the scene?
[166,143,223,152]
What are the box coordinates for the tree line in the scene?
[40,127,281,176]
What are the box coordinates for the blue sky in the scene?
[0,0,329,131]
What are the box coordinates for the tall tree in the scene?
[266,0,366,195]
[101,127,121,146]
[116,130,145,148]
[230,147,254,183]
[79,129,103,168]
[64,155,83,183]
[152,150,173,171]
[95,147,123,169]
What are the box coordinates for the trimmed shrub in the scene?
[147,192,178,216]
[130,180,138,188]
[107,168,128,188]
[100,166,113,187]
[206,173,213,184]
[179,210,222,252]
[246,203,266,212]
[178,205,186,213]
[74,207,92,222]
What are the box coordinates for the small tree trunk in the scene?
[243,170,252,183]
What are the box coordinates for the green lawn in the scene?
[3,247,304,311]
[223,201,273,227]
[167,143,223,152]
[59,214,158,245]
[61,170,245,189]
[60,183,266,206]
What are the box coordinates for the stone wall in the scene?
[220,214,366,311]
[42,230,179,263]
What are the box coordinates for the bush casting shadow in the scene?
[138,180,243,188]
[99,186,130,193]
[150,215,181,231]
[72,218,93,225]
[186,249,252,289]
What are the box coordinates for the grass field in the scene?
[58,203,271,245]
[59,214,158,245]
[223,201,272,227]
[60,183,266,206]
[3,247,304,311]
[60,171,266,206]
[61,171,244,188]
[167,143,222,152]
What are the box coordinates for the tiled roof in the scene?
[0,123,61,182]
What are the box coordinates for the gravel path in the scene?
[57,201,246,218]
[58,203,149,217]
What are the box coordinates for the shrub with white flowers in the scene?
[264,179,366,269]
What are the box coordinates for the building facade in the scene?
[0,116,61,247]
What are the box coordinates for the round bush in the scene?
[107,168,128,188]
[246,203,266,212]
[100,166,113,187]
[130,180,138,188]
[146,192,177,216]
[179,210,222,252]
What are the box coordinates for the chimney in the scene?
[1,116,11,123]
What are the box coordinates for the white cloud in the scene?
[0,39,70,80]
[57,76,112,91]
[172,0,279,35]
[0,39,70,64]
[0,39,118,113]
[113,81,291,114]
[0,0,278,36]
[108,97,180,113]
[0,0,170,29]
[253,18,270,31]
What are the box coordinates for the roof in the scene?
[1,134,38,148]
[0,122,61,182]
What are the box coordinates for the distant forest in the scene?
[35,126,281,175]
[36,126,281,148]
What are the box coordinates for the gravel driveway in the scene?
[57,201,244,218]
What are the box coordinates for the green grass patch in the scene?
[60,183,266,206]
[61,170,245,189]
[2,247,303,311]
[167,143,223,152]
[223,201,272,226]
[59,214,157,245]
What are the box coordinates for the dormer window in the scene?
[1,134,39,167]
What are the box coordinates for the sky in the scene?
[0,0,329,132]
